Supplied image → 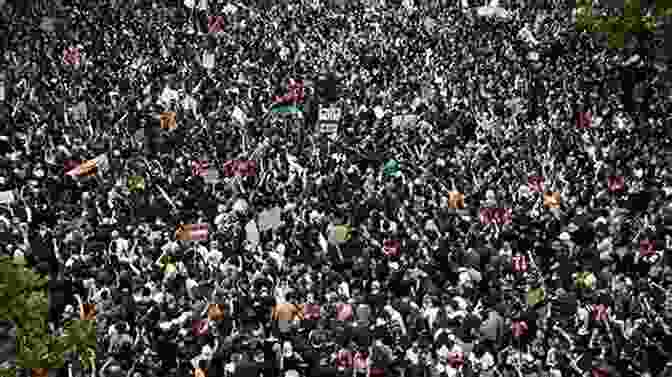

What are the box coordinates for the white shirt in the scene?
[423,306,439,328]
[406,348,420,364]
[161,241,179,254]
[159,87,180,106]
[518,26,539,46]
[152,292,166,304]
[186,278,199,292]
[268,251,284,270]
[481,352,495,369]
[202,52,215,69]
[206,249,223,265]
[338,282,350,298]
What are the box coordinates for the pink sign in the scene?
[576,111,591,129]
[382,240,400,256]
[447,351,464,368]
[208,16,225,33]
[192,319,209,336]
[273,79,305,104]
[512,255,528,272]
[591,304,608,321]
[62,47,81,65]
[480,208,512,224]
[192,160,209,177]
[353,352,369,370]
[223,160,257,177]
[511,320,528,337]
[335,350,353,369]
[607,176,624,192]
[303,304,321,320]
[527,176,544,193]
[640,239,656,257]
[335,303,353,321]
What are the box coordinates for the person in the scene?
[1,0,671,376]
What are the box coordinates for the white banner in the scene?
[319,106,342,124]
[319,106,341,138]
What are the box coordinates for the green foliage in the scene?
[575,0,671,47]
[0,256,97,375]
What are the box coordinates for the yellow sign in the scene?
[79,303,96,320]
[127,175,145,192]
[160,111,177,130]
[448,191,465,209]
[334,225,352,242]
[543,192,561,209]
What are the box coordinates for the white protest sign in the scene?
[232,106,246,125]
[257,206,282,232]
[204,168,220,184]
[0,190,15,204]
[319,106,342,139]
[202,52,215,69]
[245,220,260,248]
[319,106,342,123]
[320,123,338,137]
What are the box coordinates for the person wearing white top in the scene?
[194,0,208,34]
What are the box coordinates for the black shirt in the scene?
[233,361,263,377]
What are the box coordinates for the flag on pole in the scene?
[157,185,177,211]
[66,153,109,177]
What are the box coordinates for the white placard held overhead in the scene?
[318,105,342,139]
[0,190,15,204]
[202,52,215,69]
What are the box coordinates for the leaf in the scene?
[1,258,102,371]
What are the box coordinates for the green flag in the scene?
[270,105,304,117]
[383,159,401,177]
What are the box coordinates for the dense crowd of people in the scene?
[1,0,672,376]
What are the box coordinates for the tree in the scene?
[575,0,672,48]
[0,256,96,377]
